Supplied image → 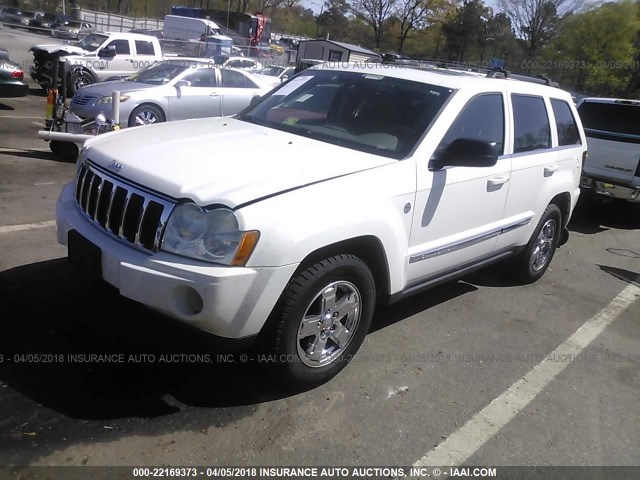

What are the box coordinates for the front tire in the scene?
[511,204,562,283]
[270,254,375,387]
[68,70,94,96]
[128,104,165,127]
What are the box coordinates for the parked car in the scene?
[56,63,586,386]
[577,98,640,205]
[52,20,94,40]
[29,12,72,31]
[69,60,272,127]
[222,56,261,72]
[0,49,29,97]
[255,65,294,86]
[0,6,22,25]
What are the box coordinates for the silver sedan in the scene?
[69,60,272,128]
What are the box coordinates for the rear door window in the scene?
[578,102,640,136]
[512,94,551,153]
[551,99,581,146]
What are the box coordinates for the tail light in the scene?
[11,70,24,81]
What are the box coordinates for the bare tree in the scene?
[351,0,398,49]
[395,0,448,54]
[498,0,577,60]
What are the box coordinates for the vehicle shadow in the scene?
[0,103,15,110]
[0,256,480,463]
[568,195,640,234]
[29,87,47,97]
[1,148,76,163]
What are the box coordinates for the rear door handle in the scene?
[544,164,559,175]
[487,175,510,187]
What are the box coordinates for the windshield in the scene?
[127,62,189,85]
[260,66,285,77]
[67,21,82,28]
[239,70,454,159]
[75,33,108,52]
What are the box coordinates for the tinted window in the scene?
[183,69,217,87]
[240,70,454,159]
[551,99,581,146]
[221,69,256,88]
[578,102,640,136]
[135,40,155,56]
[512,95,551,153]
[107,39,130,55]
[438,93,505,155]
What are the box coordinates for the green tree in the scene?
[545,1,640,96]
[351,0,398,49]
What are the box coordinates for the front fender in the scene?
[238,160,416,295]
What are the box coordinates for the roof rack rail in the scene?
[379,54,559,88]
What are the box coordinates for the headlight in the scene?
[162,204,260,266]
[96,95,130,104]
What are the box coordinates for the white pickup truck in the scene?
[30,32,163,95]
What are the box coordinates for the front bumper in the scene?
[580,176,640,202]
[56,182,298,339]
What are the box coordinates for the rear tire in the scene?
[268,254,375,387]
[510,204,562,283]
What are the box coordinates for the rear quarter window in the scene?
[551,99,581,146]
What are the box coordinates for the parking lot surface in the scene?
[1,28,639,470]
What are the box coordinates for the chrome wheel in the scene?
[296,281,361,368]
[530,219,556,271]
[133,110,161,126]
[74,75,90,90]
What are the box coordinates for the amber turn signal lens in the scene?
[231,231,260,266]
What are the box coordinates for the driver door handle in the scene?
[487,175,510,187]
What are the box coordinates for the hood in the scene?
[83,117,394,207]
[30,44,88,55]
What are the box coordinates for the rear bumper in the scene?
[0,82,29,98]
[580,176,640,202]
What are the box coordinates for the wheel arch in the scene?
[549,192,571,227]
[292,235,391,304]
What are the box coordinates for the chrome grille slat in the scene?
[104,182,118,230]
[134,199,150,246]
[82,173,96,211]
[118,192,132,238]
[92,177,103,221]
[74,160,175,254]
[77,167,89,206]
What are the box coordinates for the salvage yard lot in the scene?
[1,29,640,471]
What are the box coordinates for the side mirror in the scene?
[98,45,116,58]
[430,138,499,170]
[175,80,191,89]
[280,75,288,82]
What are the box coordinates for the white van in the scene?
[163,15,222,41]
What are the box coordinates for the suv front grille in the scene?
[75,161,175,253]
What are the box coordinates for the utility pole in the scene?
[315,3,323,38]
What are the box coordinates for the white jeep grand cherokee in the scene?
[56,63,587,385]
